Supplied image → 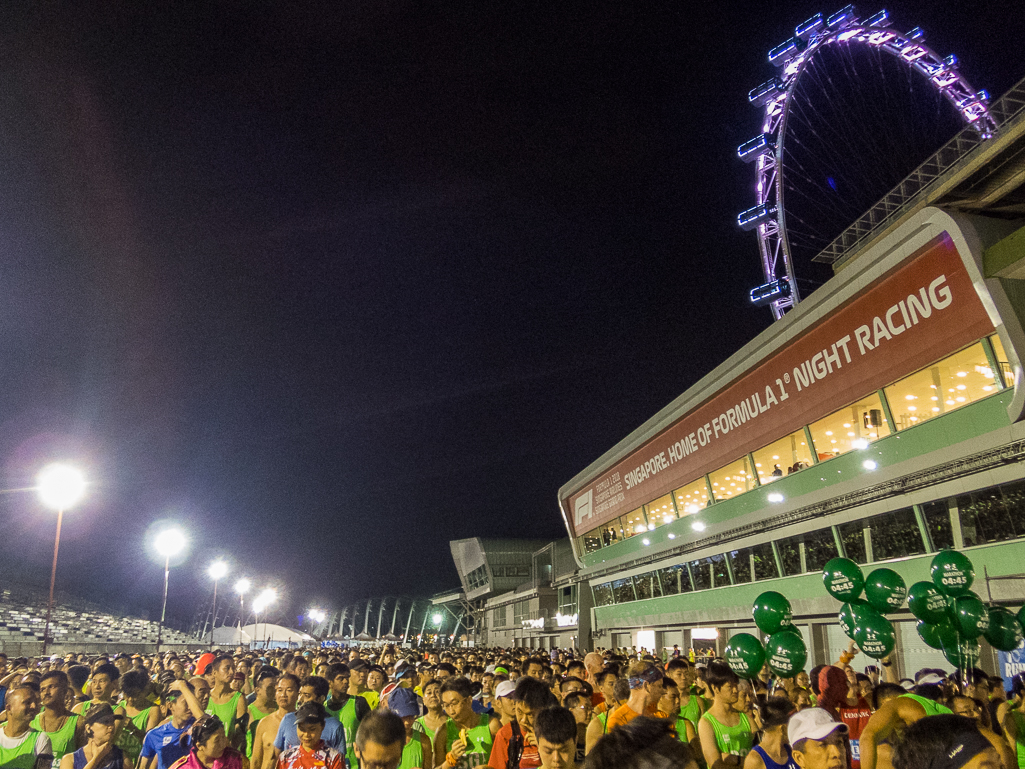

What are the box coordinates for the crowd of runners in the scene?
[0,644,1020,769]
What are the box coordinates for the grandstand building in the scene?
[556,77,1025,678]
[0,584,197,655]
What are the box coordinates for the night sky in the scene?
[0,2,1022,629]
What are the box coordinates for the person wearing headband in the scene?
[892,714,1006,769]
[606,661,667,732]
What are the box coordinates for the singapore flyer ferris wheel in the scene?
[736,6,998,321]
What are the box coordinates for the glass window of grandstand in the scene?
[612,578,636,603]
[689,554,730,590]
[634,572,662,600]
[922,500,954,551]
[593,582,614,607]
[657,564,692,596]
[809,392,890,461]
[753,429,813,483]
[708,456,757,503]
[839,520,867,563]
[958,479,1025,547]
[867,507,926,561]
[884,343,996,432]
[673,478,709,516]
[989,334,1015,389]
[581,528,604,554]
[644,493,677,529]
[778,527,839,576]
[558,585,577,616]
[729,543,779,583]
[621,507,648,538]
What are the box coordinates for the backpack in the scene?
[506,721,523,769]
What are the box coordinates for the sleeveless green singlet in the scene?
[206,691,244,736]
[444,715,493,769]
[0,730,44,769]
[331,696,362,769]
[31,712,79,766]
[1009,711,1025,769]
[398,736,426,769]
[246,703,274,758]
[116,707,152,763]
[701,712,753,759]
[900,693,953,717]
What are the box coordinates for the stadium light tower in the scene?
[37,464,87,655]
[253,588,277,649]
[154,527,187,652]
[207,560,228,650]
[234,578,251,645]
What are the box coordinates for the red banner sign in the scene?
[565,233,994,537]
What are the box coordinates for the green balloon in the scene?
[907,581,951,624]
[984,606,1024,652]
[823,558,865,602]
[931,550,975,597]
[753,591,793,635]
[725,633,766,680]
[765,630,808,677]
[1018,605,1025,633]
[943,637,981,670]
[865,568,907,614]
[839,600,880,640]
[954,594,990,638]
[916,618,959,650]
[853,612,896,659]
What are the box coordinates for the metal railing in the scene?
[812,74,1025,265]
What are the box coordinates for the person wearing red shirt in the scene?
[488,679,557,769]
[278,703,343,769]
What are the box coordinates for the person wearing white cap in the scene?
[491,681,518,738]
[788,708,848,769]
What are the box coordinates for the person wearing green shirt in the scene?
[388,688,433,769]
[697,661,755,766]
[205,655,248,749]
[116,670,161,765]
[32,671,84,768]
[435,678,493,769]
[325,663,371,769]
[859,682,957,769]
[246,668,279,758]
[1,685,53,769]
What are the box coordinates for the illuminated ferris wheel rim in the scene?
[736,6,998,321]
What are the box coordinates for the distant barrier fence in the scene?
[0,641,208,656]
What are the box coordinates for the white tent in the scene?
[211,625,252,646]
[242,623,314,647]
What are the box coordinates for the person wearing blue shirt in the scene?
[274,677,347,757]
[140,681,206,769]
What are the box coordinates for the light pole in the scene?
[154,528,187,653]
[207,561,228,650]
[234,578,250,646]
[37,464,86,655]
[308,608,326,638]
[432,612,443,647]
[253,588,276,649]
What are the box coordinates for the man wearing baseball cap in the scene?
[491,682,518,737]
[387,687,431,769]
[789,708,848,769]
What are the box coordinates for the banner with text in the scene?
[567,233,994,537]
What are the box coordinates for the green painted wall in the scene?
[582,390,1013,569]
[984,224,1025,277]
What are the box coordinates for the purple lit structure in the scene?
[737,7,997,319]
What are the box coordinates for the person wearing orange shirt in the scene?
[607,662,668,731]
